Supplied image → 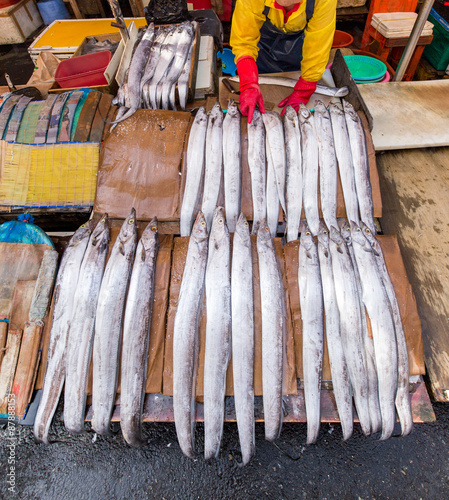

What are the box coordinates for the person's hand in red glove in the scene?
[236,56,265,124]
[278,77,317,115]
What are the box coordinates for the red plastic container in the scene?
[55,51,112,89]
[332,30,354,48]
[0,0,21,8]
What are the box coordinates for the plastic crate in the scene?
[55,51,111,89]
[424,9,449,71]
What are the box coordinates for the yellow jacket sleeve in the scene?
[302,0,337,82]
[230,0,267,63]
[230,0,337,82]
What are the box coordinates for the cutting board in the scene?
[358,81,449,151]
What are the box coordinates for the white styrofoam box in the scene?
[195,35,215,98]
[0,0,43,45]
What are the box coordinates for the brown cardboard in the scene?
[163,235,297,398]
[94,109,192,221]
[284,235,425,379]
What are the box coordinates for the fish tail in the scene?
[108,107,138,125]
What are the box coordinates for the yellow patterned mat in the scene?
[0,141,100,208]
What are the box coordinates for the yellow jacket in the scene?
[230,0,337,82]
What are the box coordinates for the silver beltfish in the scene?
[141,27,168,107]
[173,211,208,458]
[111,24,155,124]
[284,105,302,242]
[262,111,286,213]
[34,220,93,444]
[92,209,137,435]
[350,221,398,440]
[160,21,194,110]
[314,101,338,231]
[257,219,285,441]
[299,103,319,236]
[265,121,280,238]
[343,100,376,233]
[328,225,371,436]
[177,22,197,110]
[180,107,208,236]
[204,207,231,460]
[64,214,110,433]
[201,103,224,232]
[231,213,255,465]
[361,223,412,436]
[317,222,353,441]
[298,222,324,444]
[340,219,382,435]
[328,102,359,224]
[120,218,159,446]
[222,100,241,233]
[248,108,266,234]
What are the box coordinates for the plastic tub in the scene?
[37,0,70,25]
[55,51,111,89]
[332,30,354,48]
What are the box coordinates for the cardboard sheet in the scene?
[284,235,425,379]
[94,110,192,221]
[163,236,297,398]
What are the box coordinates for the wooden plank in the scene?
[376,147,449,401]
[84,377,435,423]
[0,330,22,415]
[358,81,449,151]
[89,93,113,142]
[72,92,102,142]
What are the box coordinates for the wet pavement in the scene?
[1,402,448,499]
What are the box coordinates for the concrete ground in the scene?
[1,402,449,499]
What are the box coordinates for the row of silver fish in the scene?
[297,217,412,443]
[113,21,196,124]
[34,211,159,446]
[180,98,375,243]
[173,209,285,465]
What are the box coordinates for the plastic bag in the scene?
[144,0,189,24]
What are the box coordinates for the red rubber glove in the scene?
[279,77,317,115]
[236,56,265,124]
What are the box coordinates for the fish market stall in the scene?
[0,6,441,467]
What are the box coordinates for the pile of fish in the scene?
[0,89,108,143]
[177,99,412,460]
[174,208,285,465]
[34,210,159,446]
[180,99,376,239]
[112,20,196,123]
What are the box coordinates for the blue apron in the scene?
[256,0,316,74]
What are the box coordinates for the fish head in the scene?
[342,99,358,122]
[329,102,344,116]
[210,206,229,244]
[235,212,251,245]
[226,100,240,118]
[195,106,208,125]
[360,221,380,256]
[191,211,208,243]
[350,220,370,251]
[249,108,261,127]
[283,105,297,122]
[69,219,94,247]
[300,221,315,253]
[209,103,223,124]
[314,100,327,116]
[338,219,352,245]
[117,208,137,255]
[91,213,109,246]
[140,217,159,253]
[256,218,272,244]
[329,225,345,253]
[317,221,330,256]
[298,103,312,125]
